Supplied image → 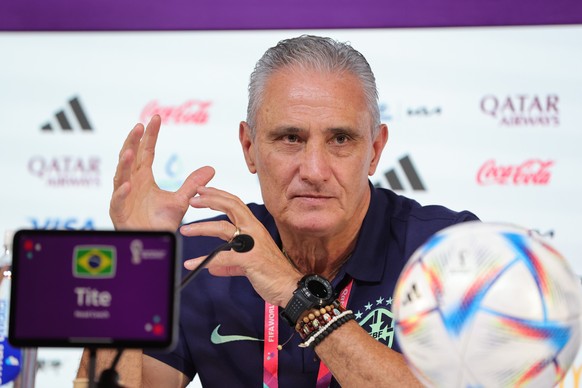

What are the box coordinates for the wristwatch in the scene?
[280,274,335,326]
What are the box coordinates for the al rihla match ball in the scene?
[393,221,582,387]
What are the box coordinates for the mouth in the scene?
[291,194,334,204]
[292,193,331,199]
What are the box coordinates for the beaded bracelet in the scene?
[295,300,346,340]
[298,310,354,348]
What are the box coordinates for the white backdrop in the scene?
[1,26,581,386]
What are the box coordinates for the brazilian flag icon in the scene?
[73,246,116,278]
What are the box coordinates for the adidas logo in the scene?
[41,96,93,132]
[379,155,426,191]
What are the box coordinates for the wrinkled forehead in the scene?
[253,67,375,132]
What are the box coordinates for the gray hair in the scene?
[246,35,381,137]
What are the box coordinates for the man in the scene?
[79,35,477,387]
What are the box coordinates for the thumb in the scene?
[177,166,216,199]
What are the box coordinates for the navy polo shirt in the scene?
[146,185,478,387]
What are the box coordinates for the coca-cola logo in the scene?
[480,95,559,127]
[140,99,211,125]
[28,155,100,187]
[476,159,554,185]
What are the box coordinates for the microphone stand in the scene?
[180,234,254,290]
[88,348,97,388]
[97,348,124,387]
[87,347,125,388]
[179,240,233,290]
[85,234,254,387]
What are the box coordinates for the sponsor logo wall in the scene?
[41,96,94,132]
[1,27,581,387]
[480,94,560,127]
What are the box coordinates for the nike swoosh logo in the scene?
[210,324,263,345]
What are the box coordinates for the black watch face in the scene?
[306,277,330,298]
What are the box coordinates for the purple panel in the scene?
[1,0,581,31]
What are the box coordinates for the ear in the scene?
[368,124,388,176]
[239,121,257,174]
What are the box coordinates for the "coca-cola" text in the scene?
[476,159,554,185]
[140,99,211,125]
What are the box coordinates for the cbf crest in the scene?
[354,296,395,347]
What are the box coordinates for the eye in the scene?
[284,134,300,143]
[334,134,350,144]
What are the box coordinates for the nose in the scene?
[298,142,331,183]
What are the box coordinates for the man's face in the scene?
[240,67,387,237]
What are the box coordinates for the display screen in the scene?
[9,230,179,350]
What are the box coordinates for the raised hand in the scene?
[180,186,302,307]
[109,115,215,231]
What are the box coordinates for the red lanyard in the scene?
[263,280,354,388]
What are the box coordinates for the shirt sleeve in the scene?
[455,210,480,222]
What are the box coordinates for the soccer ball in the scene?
[393,221,582,387]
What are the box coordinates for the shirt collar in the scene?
[339,183,390,283]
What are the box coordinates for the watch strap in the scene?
[280,289,314,326]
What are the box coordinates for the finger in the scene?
[118,122,144,161]
[175,166,215,200]
[113,124,143,191]
[207,266,246,277]
[183,255,205,271]
[184,254,245,276]
[136,114,162,169]
[180,220,238,241]
[189,186,253,227]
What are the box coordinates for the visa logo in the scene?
[28,218,95,230]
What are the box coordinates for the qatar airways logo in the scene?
[140,99,212,125]
[28,156,100,187]
[480,95,559,127]
[476,159,554,185]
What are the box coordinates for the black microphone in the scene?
[230,234,254,253]
[179,234,254,290]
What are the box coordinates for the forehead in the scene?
[255,67,372,132]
